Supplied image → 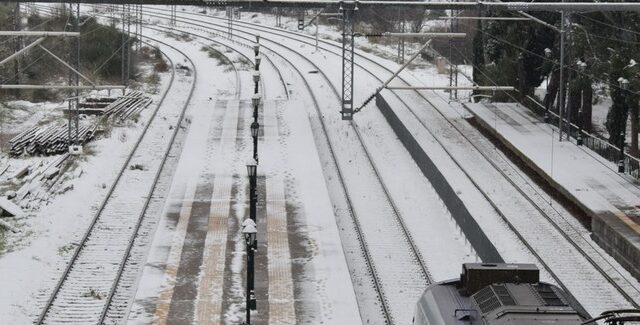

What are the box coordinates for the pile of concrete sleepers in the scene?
[9,123,96,157]
[103,91,152,120]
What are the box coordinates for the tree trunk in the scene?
[630,96,639,157]
[517,54,527,100]
[581,79,593,132]
[606,87,628,147]
[567,85,581,125]
[544,67,560,113]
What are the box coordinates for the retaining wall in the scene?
[375,93,503,263]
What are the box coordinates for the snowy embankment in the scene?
[0,56,173,323]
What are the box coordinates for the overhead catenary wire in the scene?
[21,5,133,80]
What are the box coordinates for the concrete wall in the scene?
[375,94,503,263]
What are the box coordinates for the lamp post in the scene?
[246,158,257,222]
[242,219,257,324]
[255,55,261,71]
[253,71,260,96]
[252,93,261,124]
[253,42,260,57]
[619,77,630,173]
[251,121,259,162]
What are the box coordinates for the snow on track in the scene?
[139,7,496,324]
[36,41,196,324]
[189,9,640,315]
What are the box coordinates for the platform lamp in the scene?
[242,219,257,324]
[252,93,261,124]
[251,121,260,163]
[253,42,260,57]
[618,77,630,173]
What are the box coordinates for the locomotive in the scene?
[413,263,590,325]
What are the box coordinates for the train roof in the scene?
[414,264,586,325]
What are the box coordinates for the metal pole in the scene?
[0,31,80,36]
[68,4,72,146]
[0,37,46,67]
[449,11,454,100]
[545,61,552,123]
[121,4,126,95]
[315,15,319,52]
[253,102,258,122]
[453,13,459,99]
[565,11,572,140]
[558,8,566,141]
[249,241,255,296]
[619,130,626,173]
[127,5,131,83]
[253,135,258,166]
[577,108,583,145]
[340,4,356,120]
[250,175,256,222]
[245,240,251,324]
[13,2,21,94]
[75,3,80,144]
[577,70,584,145]
[140,5,143,48]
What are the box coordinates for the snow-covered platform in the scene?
[465,101,640,280]
[127,99,360,324]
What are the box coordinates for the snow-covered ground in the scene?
[3,4,637,324]
[0,33,174,324]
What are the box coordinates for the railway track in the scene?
[138,8,437,323]
[148,7,640,313]
[33,27,198,324]
[99,31,246,323]
[35,4,639,322]
[219,11,640,310]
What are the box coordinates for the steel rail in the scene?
[35,45,178,324]
[189,8,640,311]
[146,4,435,280]
[98,35,200,323]
[156,27,241,98]
[154,25,289,99]
[142,10,397,322]
[33,10,193,323]
[144,24,275,99]
[144,7,436,323]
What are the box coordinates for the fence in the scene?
[523,95,640,180]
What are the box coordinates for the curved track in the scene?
[33,4,640,322]
[150,7,640,313]
[138,8,436,323]
[35,31,198,324]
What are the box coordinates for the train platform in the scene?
[464,101,640,280]
[126,99,360,324]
